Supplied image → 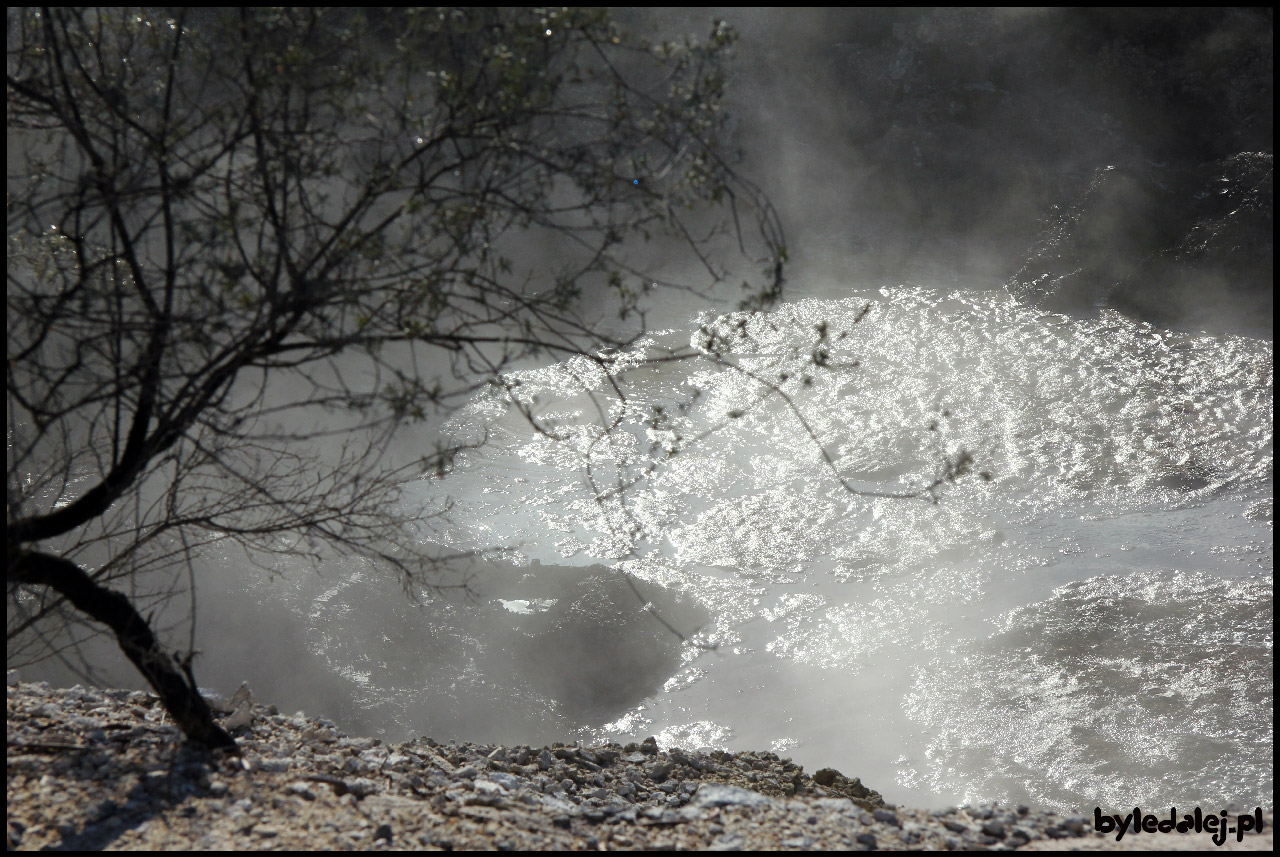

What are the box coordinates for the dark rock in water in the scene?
[1007,153,1273,338]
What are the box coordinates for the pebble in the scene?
[6,680,1244,851]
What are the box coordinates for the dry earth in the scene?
[6,678,1271,851]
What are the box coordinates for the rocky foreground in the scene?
[6,679,1271,851]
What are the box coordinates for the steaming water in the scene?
[407,284,1272,813]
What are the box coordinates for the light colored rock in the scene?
[5,681,1270,852]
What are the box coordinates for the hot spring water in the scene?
[402,285,1272,813]
[159,284,1271,814]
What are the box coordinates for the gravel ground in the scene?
[6,678,1270,851]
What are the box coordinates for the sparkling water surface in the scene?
[391,285,1272,812]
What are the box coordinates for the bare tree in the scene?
[8,7,984,753]
[6,7,787,750]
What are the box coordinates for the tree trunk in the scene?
[7,548,239,753]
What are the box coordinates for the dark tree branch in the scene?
[6,8,806,751]
[7,548,237,753]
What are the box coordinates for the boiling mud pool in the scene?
[407,286,1273,813]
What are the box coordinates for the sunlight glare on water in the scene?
[407,285,1273,811]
